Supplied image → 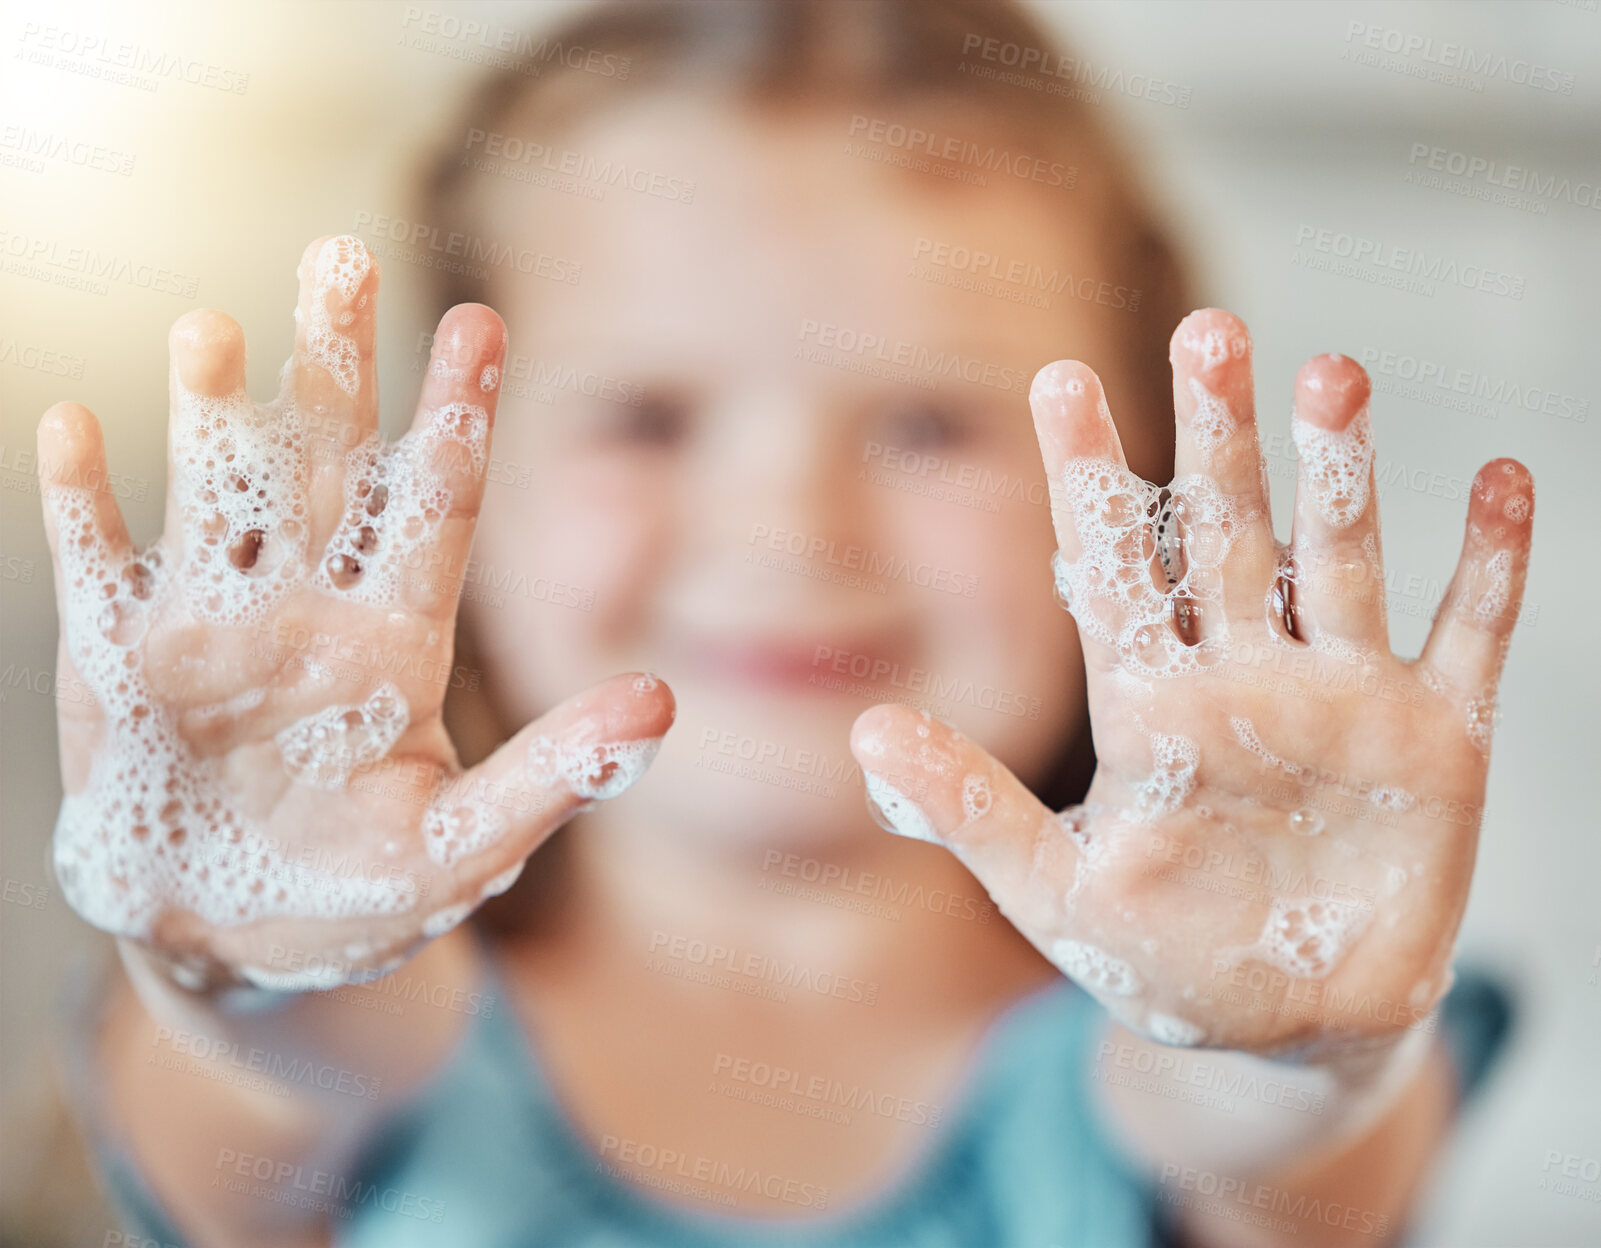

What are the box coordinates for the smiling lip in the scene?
[669,636,896,692]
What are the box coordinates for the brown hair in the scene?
[415,0,1196,931]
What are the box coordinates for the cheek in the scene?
[471,445,668,698]
[892,497,1085,782]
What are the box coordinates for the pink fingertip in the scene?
[1293,354,1371,431]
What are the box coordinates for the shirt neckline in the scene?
[470,931,1078,1242]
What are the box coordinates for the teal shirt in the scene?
[73,950,1511,1247]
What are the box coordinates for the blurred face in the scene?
[466,95,1139,854]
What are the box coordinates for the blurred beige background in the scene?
[2,1,1597,1244]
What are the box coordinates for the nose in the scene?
[692,383,863,560]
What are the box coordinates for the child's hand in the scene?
[851,309,1532,1058]
[37,236,673,992]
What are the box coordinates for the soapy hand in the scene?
[37,236,672,992]
[851,309,1532,1058]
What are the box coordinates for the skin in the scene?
[39,100,1531,1247]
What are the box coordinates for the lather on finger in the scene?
[1418,458,1534,751]
[402,303,508,618]
[293,234,381,542]
[1288,354,1388,649]
[849,702,1075,934]
[1028,360,1137,672]
[427,673,676,908]
[1168,309,1277,620]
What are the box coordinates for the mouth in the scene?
[664,633,905,694]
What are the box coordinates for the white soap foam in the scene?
[422,902,472,938]
[46,486,418,942]
[526,734,662,801]
[422,797,509,869]
[961,773,992,823]
[481,861,524,899]
[240,962,350,992]
[1050,939,1142,996]
[170,380,310,627]
[1185,376,1237,460]
[306,235,371,397]
[1476,549,1512,621]
[1291,405,1374,529]
[1253,896,1370,979]
[1052,460,1240,678]
[478,365,500,391]
[1230,716,1302,776]
[1368,785,1416,814]
[1131,732,1199,823]
[1180,324,1249,370]
[1466,693,1498,754]
[1147,1012,1205,1047]
[276,683,409,789]
[864,772,940,843]
[316,402,487,606]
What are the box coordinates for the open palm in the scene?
[851,309,1532,1057]
[38,236,672,990]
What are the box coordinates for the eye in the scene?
[877,400,969,453]
[589,391,690,449]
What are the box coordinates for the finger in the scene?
[409,305,508,612]
[315,304,507,615]
[1288,354,1387,648]
[422,673,675,910]
[1029,361,1139,670]
[294,235,380,540]
[1168,309,1277,627]
[1418,459,1533,745]
[850,703,1076,934]
[37,402,136,664]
